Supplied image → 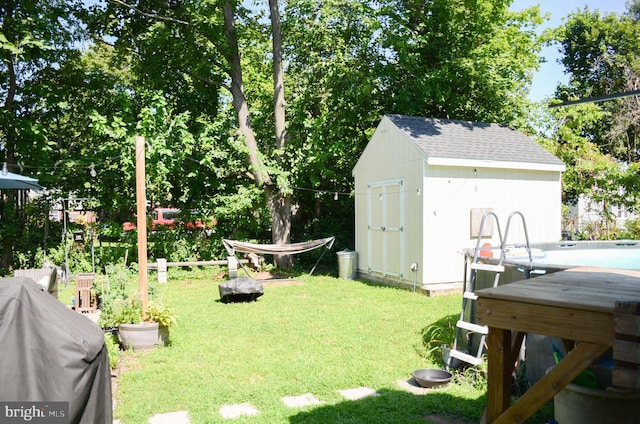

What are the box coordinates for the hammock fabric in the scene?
[222,236,335,276]
[223,236,335,256]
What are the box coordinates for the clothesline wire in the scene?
[10,155,427,199]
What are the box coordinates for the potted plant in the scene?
[98,295,177,351]
[98,269,176,350]
[97,263,176,350]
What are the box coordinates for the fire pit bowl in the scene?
[411,368,454,388]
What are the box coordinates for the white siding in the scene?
[422,165,562,284]
[353,116,564,288]
[353,118,424,284]
[566,194,638,233]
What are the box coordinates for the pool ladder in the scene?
[446,211,533,369]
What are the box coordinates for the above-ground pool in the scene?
[461,240,640,384]
[468,241,640,282]
[534,245,640,270]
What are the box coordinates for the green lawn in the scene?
[104,272,551,423]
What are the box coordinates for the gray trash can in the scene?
[337,250,358,279]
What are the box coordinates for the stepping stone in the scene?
[219,403,259,419]
[281,393,323,408]
[397,378,430,395]
[338,387,380,400]
[148,410,190,423]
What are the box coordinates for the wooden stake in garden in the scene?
[135,135,148,317]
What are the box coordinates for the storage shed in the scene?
[352,115,566,294]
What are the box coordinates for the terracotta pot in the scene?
[118,322,169,351]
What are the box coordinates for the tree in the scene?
[551,5,640,230]
[555,6,640,162]
[281,0,546,248]
[281,0,384,245]
[0,0,87,267]
[82,0,547,266]
[376,0,543,125]
[545,105,622,203]
[87,0,303,266]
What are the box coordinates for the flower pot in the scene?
[548,365,640,423]
[118,322,169,351]
[411,368,454,388]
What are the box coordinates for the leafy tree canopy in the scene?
[0,0,551,268]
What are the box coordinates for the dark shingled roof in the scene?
[385,114,564,167]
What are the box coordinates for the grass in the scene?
[108,271,487,423]
[61,269,552,423]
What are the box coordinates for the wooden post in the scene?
[484,327,511,423]
[135,135,148,316]
[613,301,640,389]
[157,258,167,284]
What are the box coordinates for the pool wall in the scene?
[464,240,639,385]
[469,239,640,293]
[533,239,639,250]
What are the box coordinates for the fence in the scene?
[147,257,249,283]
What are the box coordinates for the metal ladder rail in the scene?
[458,212,533,366]
[448,211,534,368]
[503,211,535,276]
[479,211,534,367]
[448,212,505,367]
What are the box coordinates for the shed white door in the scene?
[368,179,404,277]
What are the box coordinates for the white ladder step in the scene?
[456,320,488,335]
[470,262,505,272]
[449,349,484,366]
[463,291,478,300]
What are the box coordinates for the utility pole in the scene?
[135,135,148,315]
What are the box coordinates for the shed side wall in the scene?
[353,117,424,284]
[422,165,563,284]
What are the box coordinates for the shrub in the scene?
[145,301,177,329]
[421,321,456,362]
[625,218,640,239]
[98,297,142,329]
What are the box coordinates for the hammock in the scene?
[222,236,335,275]
[223,237,335,256]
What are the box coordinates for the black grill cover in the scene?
[219,277,264,303]
[0,277,112,423]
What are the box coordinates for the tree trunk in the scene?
[222,0,293,268]
[270,0,286,151]
[267,187,292,267]
[268,0,292,267]
[222,0,270,188]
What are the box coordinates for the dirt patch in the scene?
[250,271,304,287]
[252,271,286,280]
[111,350,142,408]
[262,279,304,288]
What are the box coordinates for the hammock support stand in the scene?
[219,237,335,303]
[222,236,336,277]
